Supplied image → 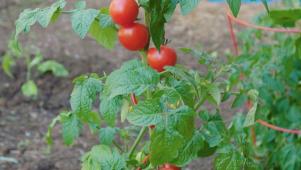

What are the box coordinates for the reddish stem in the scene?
[227,14,239,56]
[257,119,301,135]
[226,12,301,33]
[131,93,138,105]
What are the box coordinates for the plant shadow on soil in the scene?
[0,1,263,170]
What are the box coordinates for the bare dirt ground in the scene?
[0,1,264,170]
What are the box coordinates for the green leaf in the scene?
[37,0,66,27]
[207,84,221,105]
[214,151,244,170]
[100,95,123,126]
[127,99,163,126]
[37,60,69,77]
[75,0,86,10]
[269,9,301,27]
[21,80,38,97]
[279,144,301,170]
[98,8,115,28]
[226,0,241,17]
[89,20,117,50]
[15,8,40,39]
[2,53,15,78]
[81,145,126,170]
[15,0,66,39]
[149,0,166,49]
[150,129,184,166]
[99,127,117,145]
[104,59,160,98]
[179,0,200,15]
[60,112,82,145]
[120,100,130,122]
[70,75,103,117]
[171,132,204,166]
[197,141,217,157]
[45,114,61,145]
[232,93,247,108]
[71,9,99,39]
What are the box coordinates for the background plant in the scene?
[1,36,69,98]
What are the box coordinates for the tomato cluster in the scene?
[109,0,177,72]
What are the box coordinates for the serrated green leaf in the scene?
[21,80,38,98]
[15,8,40,39]
[127,99,163,126]
[60,112,82,145]
[171,132,204,166]
[71,9,99,39]
[227,0,241,17]
[104,59,160,99]
[70,75,102,118]
[150,129,184,166]
[179,0,200,15]
[37,60,69,77]
[81,145,126,170]
[207,84,221,105]
[214,151,244,170]
[89,20,117,50]
[99,127,117,145]
[100,95,123,126]
[37,0,66,27]
[98,8,115,28]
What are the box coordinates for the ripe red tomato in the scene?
[118,23,149,51]
[149,125,155,130]
[159,164,181,170]
[147,46,177,72]
[109,0,139,26]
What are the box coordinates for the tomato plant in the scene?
[13,0,281,169]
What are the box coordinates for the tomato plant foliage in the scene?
[14,0,301,170]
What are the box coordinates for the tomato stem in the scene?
[128,126,148,158]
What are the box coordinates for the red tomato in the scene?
[159,164,181,170]
[149,125,155,130]
[109,0,139,26]
[147,46,177,72]
[118,23,149,51]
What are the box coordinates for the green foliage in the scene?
[14,0,288,170]
[81,145,126,170]
[21,80,38,98]
[37,60,69,77]
[70,74,103,118]
[103,59,160,98]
